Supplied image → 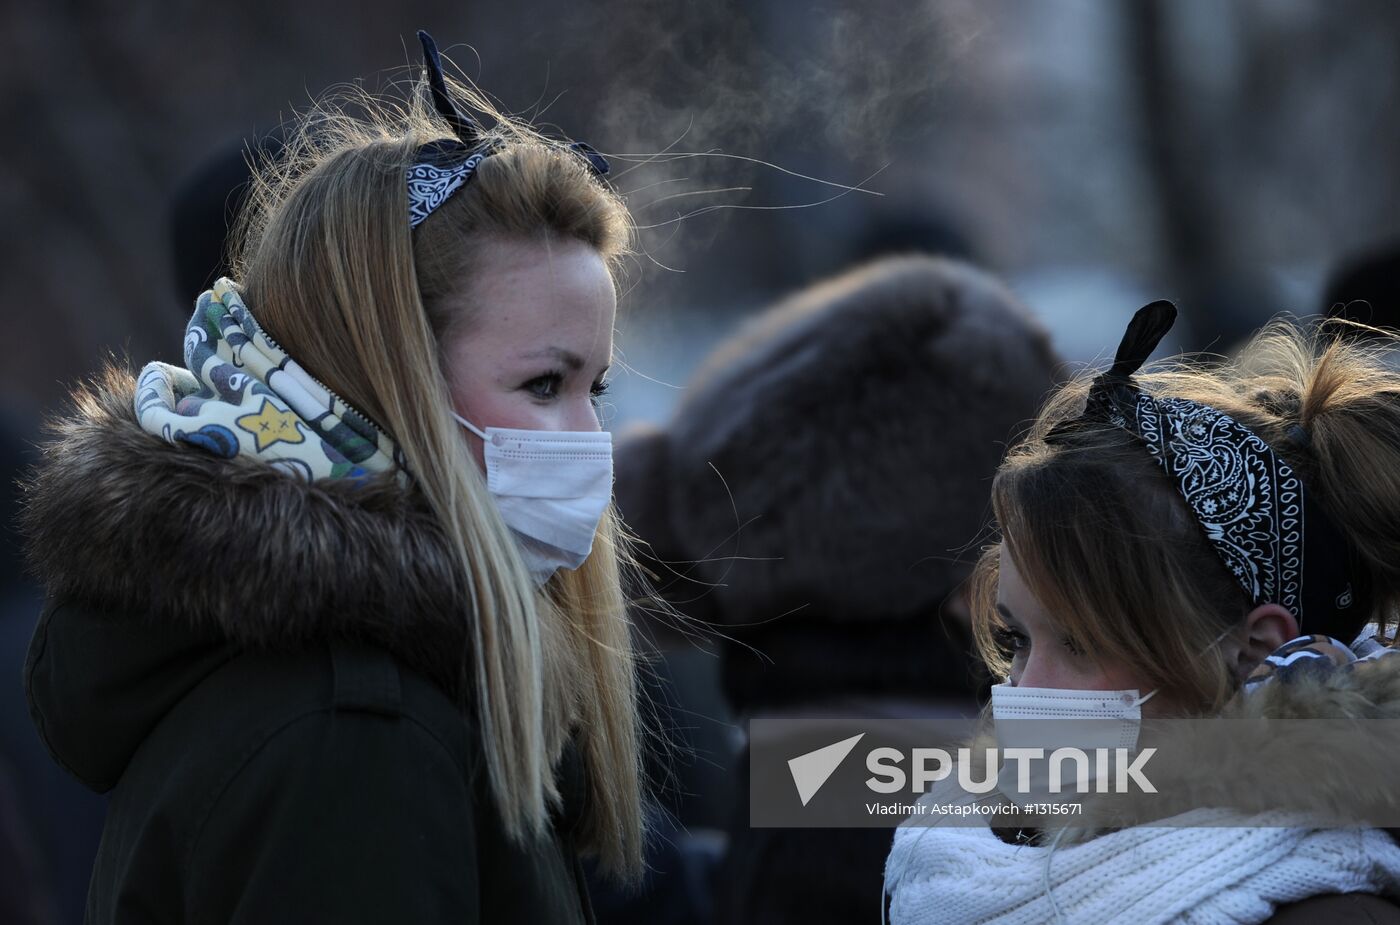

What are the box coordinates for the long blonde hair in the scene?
[972,320,1400,714]
[231,73,643,876]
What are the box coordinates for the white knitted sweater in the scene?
[884,807,1400,925]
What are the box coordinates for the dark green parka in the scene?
[21,367,597,924]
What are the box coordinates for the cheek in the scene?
[446,372,547,471]
[1011,648,1076,688]
[1139,692,1177,719]
[458,388,540,430]
[1096,662,1153,694]
[452,377,588,442]
[1015,646,1128,691]
[445,354,546,432]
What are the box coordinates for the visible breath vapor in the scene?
[522,0,991,281]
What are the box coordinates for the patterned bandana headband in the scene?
[407,30,609,229]
[1048,301,1371,639]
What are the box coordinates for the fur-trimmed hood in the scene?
[21,363,477,789]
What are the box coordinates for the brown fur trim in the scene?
[1065,657,1400,839]
[19,363,473,698]
[937,658,1400,841]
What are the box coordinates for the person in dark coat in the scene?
[19,36,648,923]
[614,254,1064,924]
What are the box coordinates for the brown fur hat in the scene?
[615,255,1061,708]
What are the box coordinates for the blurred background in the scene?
[3,1,1400,922]
[5,0,1400,418]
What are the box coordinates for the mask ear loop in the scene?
[1129,688,1159,710]
[450,410,489,441]
[1129,627,1236,709]
[1202,626,1233,655]
[1200,625,1253,692]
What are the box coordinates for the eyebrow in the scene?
[996,603,1021,627]
[518,346,587,371]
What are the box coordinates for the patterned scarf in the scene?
[135,279,406,483]
[1243,625,1399,690]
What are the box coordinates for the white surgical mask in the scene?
[452,411,613,586]
[989,682,1157,805]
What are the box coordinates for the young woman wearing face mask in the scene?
[885,303,1400,924]
[21,34,643,923]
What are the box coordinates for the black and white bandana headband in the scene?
[1049,301,1370,639]
[407,31,609,229]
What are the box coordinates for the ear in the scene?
[1233,603,1301,680]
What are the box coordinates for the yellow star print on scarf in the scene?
[134,279,407,483]
[236,398,306,451]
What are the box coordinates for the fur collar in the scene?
[20,364,473,699]
[1070,654,1400,837]
[945,655,1400,840]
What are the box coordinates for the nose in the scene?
[1016,652,1067,691]
[566,397,603,433]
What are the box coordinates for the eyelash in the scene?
[991,625,1084,658]
[522,371,611,406]
[991,626,1029,655]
